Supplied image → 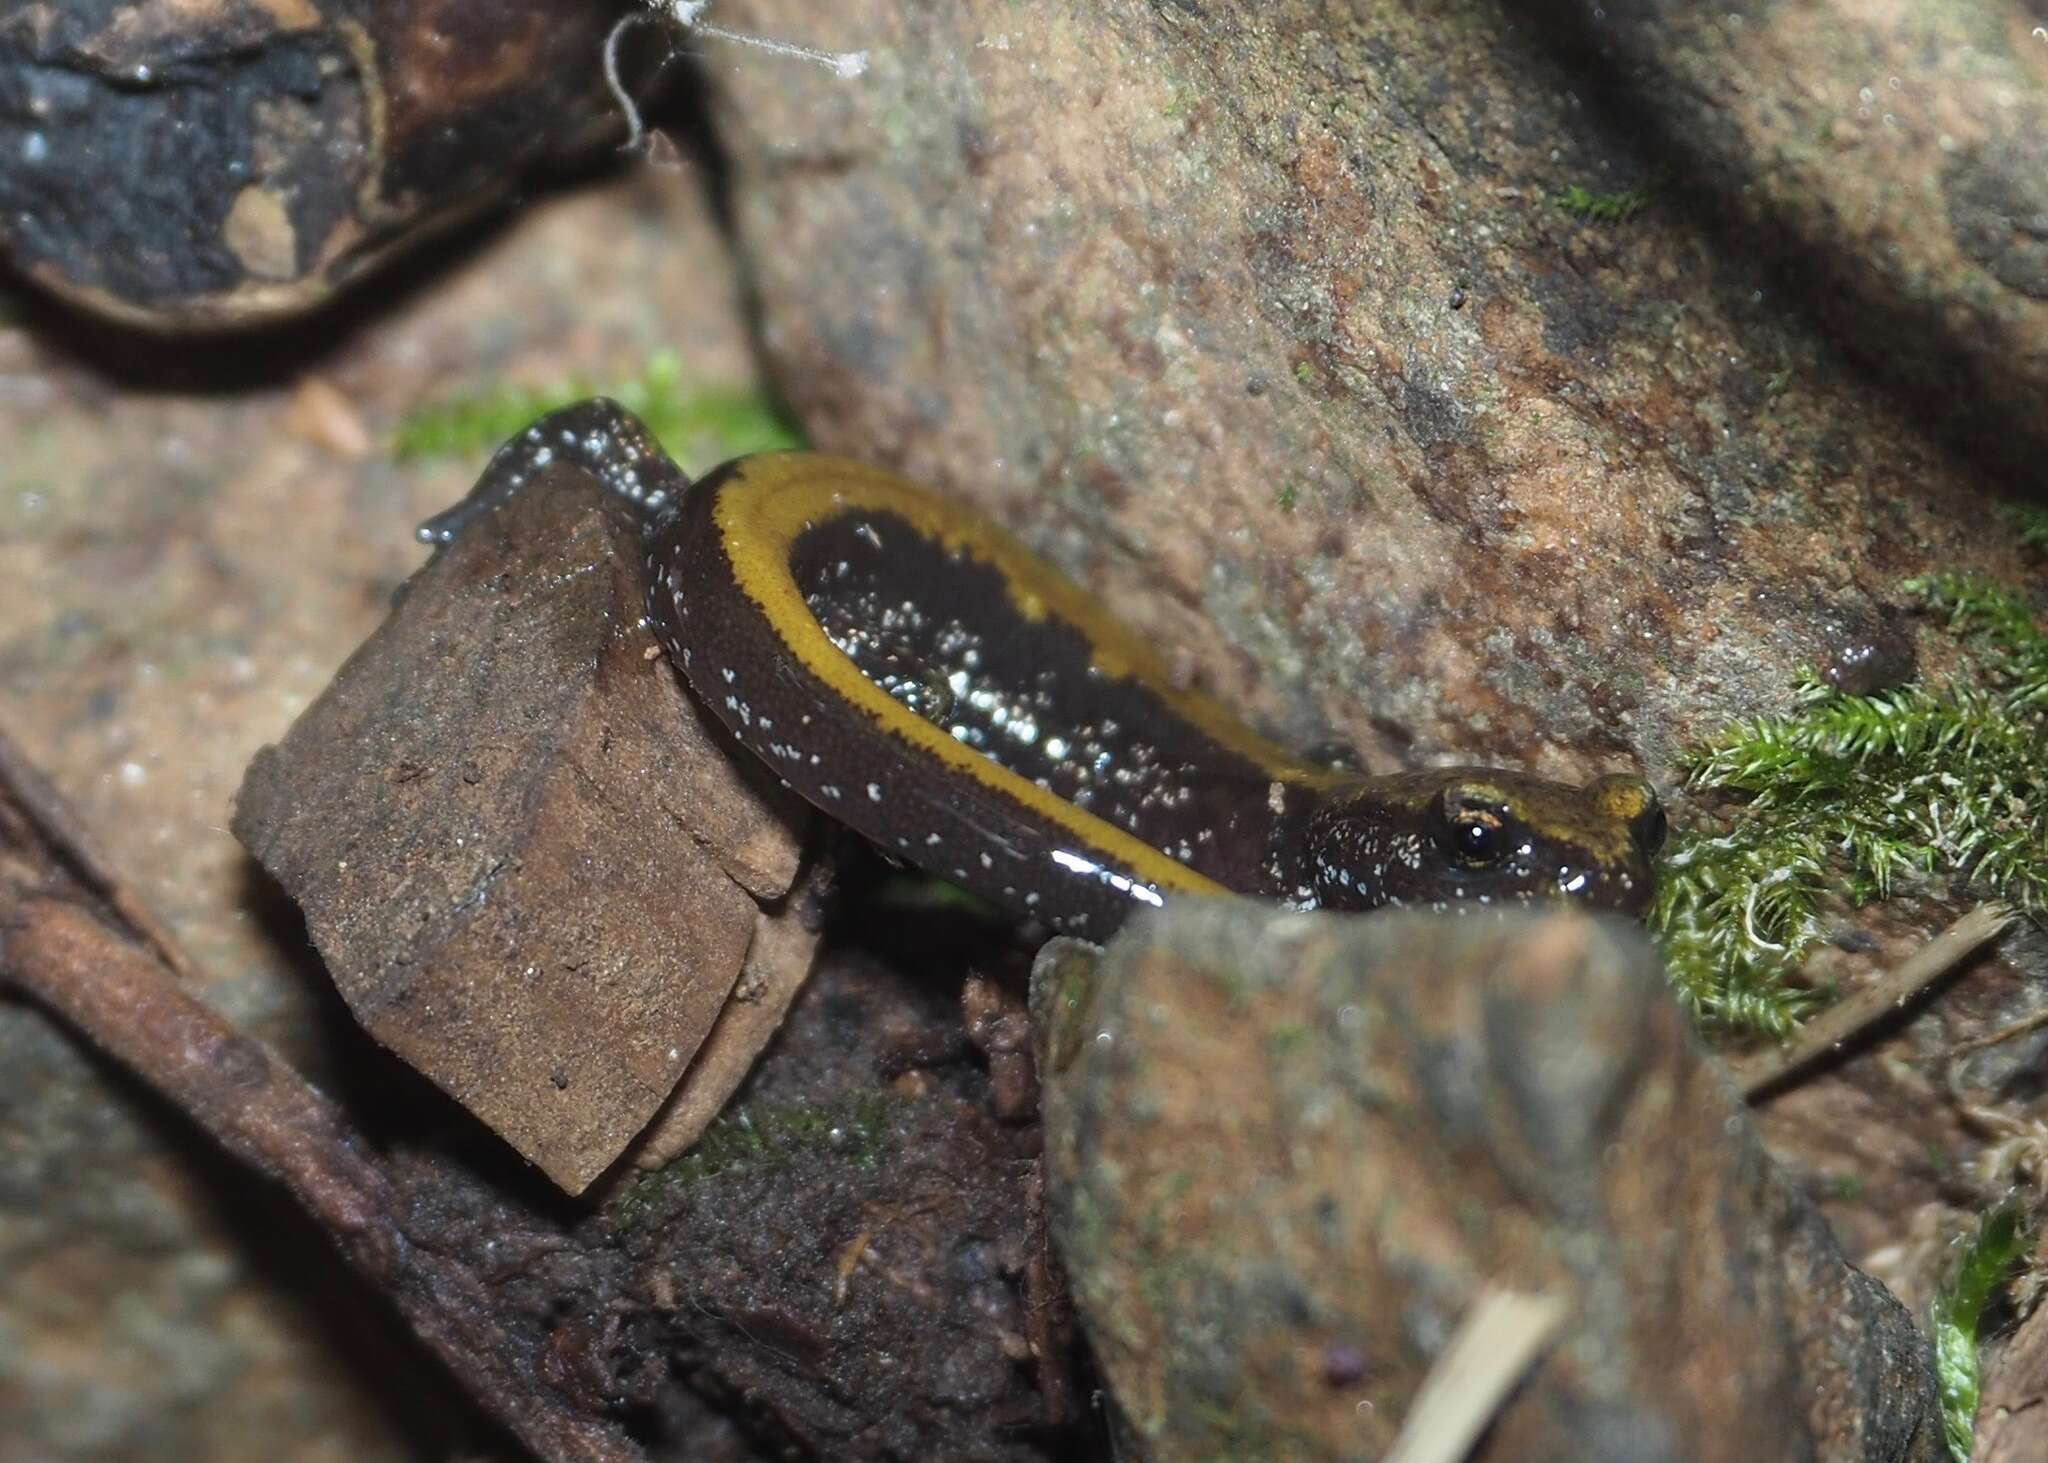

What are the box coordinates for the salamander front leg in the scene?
[414,397,690,546]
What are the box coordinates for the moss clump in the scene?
[393,351,804,471]
[1930,1202,2030,1461]
[607,1097,894,1229]
[1654,573,2047,1034]
[1553,180,1653,224]
[2006,501,2048,553]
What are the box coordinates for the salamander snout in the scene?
[1587,773,1668,859]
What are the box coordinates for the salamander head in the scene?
[1295,769,1665,917]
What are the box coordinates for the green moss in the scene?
[2004,501,2048,553]
[1274,483,1300,513]
[1552,180,1654,224]
[1930,1202,2029,1461]
[607,1096,893,1229]
[1653,573,2047,1034]
[393,351,804,472]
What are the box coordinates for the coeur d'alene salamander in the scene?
[420,399,1665,940]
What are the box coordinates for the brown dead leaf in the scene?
[235,467,818,1193]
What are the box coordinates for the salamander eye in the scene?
[1432,792,1509,868]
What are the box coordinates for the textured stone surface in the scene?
[704,1,2035,787]
[1036,903,1943,1462]
[1517,0,2048,481]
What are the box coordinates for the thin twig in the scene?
[1732,903,2016,1102]
[1382,1286,1569,1463]
[0,731,200,983]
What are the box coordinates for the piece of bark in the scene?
[235,469,816,1193]
[703,3,2034,784]
[0,0,635,329]
[1033,904,1943,1461]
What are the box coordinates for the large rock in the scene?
[705,1,2036,781]
[1519,0,2048,483]
[1036,903,1942,1461]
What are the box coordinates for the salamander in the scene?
[421,399,1666,939]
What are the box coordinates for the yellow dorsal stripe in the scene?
[711,454,1319,899]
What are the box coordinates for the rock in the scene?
[1035,902,1942,1461]
[702,2,2035,780]
[1518,0,2048,482]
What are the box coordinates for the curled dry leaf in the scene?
[235,467,818,1194]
